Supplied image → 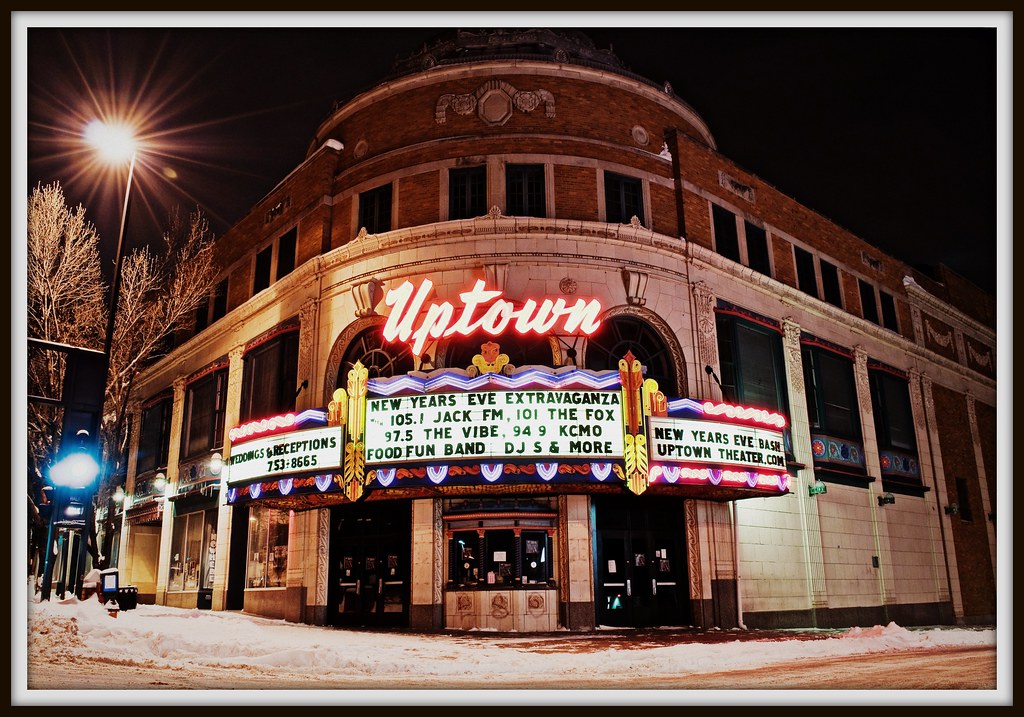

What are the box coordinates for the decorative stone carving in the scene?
[351,278,385,318]
[659,142,672,160]
[482,263,509,293]
[691,281,716,370]
[355,227,368,241]
[685,499,701,601]
[486,205,502,219]
[925,319,954,348]
[597,305,688,397]
[297,299,319,406]
[353,139,368,159]
[315,508,329,608]
[852,346,871,416]
[432,499,443,606]
[783,319,804,393]
[629,215,643,229]
[910,305,924,345]
[718,171,756,202]
[622,268,649,307]
[558,277,577,295]
[968,341,993,369]
[435,80,555,126]
[631,125,650,146]
[907,369,926,433]
[921,374,935,419]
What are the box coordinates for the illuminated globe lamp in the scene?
[39,430,102,601]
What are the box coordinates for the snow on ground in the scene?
[16,581,1000,705]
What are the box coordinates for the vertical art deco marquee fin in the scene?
[619,351,650,494]
[328,361,370,501]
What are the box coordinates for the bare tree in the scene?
[27,182,219,570]
[26,182,106,575]
[101,207,218,485]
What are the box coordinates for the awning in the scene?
[125,502,163,526]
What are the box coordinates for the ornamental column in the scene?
[116,401,141,582]
[782,318,829,618]
[853,346,897,606]
[965,393,997,577]
[211,345,245,611]
[690,281,723,402]
[155,377,186,604]
[296,298,320,412]
[410,498,443,629]
[916,372,964,620]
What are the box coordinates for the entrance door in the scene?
[594,495,689,628]
[329,500,411,627]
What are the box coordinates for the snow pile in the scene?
[25,590,994,685]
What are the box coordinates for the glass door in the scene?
[594,495,689,628]
[330,501,410,627]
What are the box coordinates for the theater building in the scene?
[115,29,997,631]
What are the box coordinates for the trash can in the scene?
[99,568,119,604]
[116,585,138,611]
[197,588,213,610]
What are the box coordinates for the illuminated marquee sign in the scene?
[227,425,343,485]
[648,416,787,470]
[364,390,624,463]
[382,278,602,356]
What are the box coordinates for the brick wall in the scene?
[398,171,440,227]
[932,383,995,620]
[553,165,598,221]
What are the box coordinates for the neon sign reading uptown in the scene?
[382,278,603,356]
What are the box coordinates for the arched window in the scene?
[338,327,414,384]
[584,315,677,393]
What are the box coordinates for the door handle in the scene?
[652,578,657,596]
[626,579,631,597]
[378,578,383,595]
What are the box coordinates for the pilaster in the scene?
[965,393,997,575]
[155,378,185,603]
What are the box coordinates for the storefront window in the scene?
[444,497,556,588]
[246,505,290,588]
[167,510,217,592]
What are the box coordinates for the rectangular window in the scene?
[240,330,300,422]
[447,528,552,586]
[136,396,172,475]
[879,291,899,331]
[506,164,545,217]
[955,478,974,522]
[819,259,843,308]
[359,183,393,234]
[802,345,861,441]
[870,369,916,452]
[449,167,486,220]
[715,313,788,413]
[182,368,227,459]
[859,279,880,324]
[711,204,741,263]
[246,505,290,588]
[275,227,297,280]
[605,172,643,225]
[794,247,819,298]
[253,246,272,295]
[744,221,771,275]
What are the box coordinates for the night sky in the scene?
[22,17,1003,295]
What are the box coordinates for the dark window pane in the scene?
[817,350,860,440]
[240,331,300,422]
[712,205,740,263]
[744,221,771,275]
[585,315,675,394]
[137,398,171,474]
[449,167,486,220]
[359,183,392,234]
[506,164,545,217]
[253,246,272,295]
[194,300,210,332]
[955,478,974,521]
[870,371,916,451]
[184,370,226,458]
[211,278,228,322]
[716,313,788,413]
[859,280,880,324]
[605,172,643,224]
[794,247,818,298]
[276,228,296,280]
[880,291,899,331]
[820,260,843,308]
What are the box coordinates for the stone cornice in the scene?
[312,60,715,152]
[902,276,995,343]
